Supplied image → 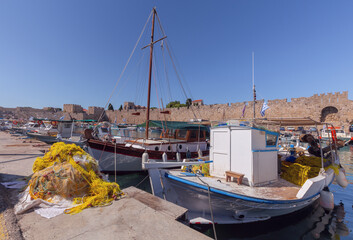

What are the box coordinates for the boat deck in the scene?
[125,138,187,145]
[168,170,301,200]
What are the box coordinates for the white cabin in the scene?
[210,124,279,187]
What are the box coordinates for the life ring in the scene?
[51,121,58,126]
[38,120,43,125]
[12,121,18,125]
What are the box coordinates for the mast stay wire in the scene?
[161,41,172,103]
[135,53,150,108]
[155,13,194,100]
[97,9,153,123]
[134,51,148,104]
[154,13,199,120]
[153,48,165,107]
[152,56,165,133]
[154,20,173,103]
[152,55,172,148]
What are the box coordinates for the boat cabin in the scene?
[210,124,279,187]
[164,129,207,142]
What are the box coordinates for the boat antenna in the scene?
[252,52,256,124]
[145,7,157,139]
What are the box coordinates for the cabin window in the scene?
[199,131,204,139]
[64,124,71,128]
[266,133,278,147]
[177,130,187,139]
[190,130,197,139]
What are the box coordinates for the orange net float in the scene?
[331,128,337,144]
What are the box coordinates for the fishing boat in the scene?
[27,120,84,145]
[87,120,209,172]
[86,8,209,172]
[144,52,346,225]
[144,121,338,224]
[321,126,352,141]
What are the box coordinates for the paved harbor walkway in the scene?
[0,132,210,240]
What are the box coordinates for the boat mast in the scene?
[252,52,256,122]
[145,8,156,139]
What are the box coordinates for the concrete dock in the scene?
[0,132,211,240]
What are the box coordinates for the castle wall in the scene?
[105,91,353,129]
[2,91,352,129]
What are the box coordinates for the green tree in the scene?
[166,101,188,108]
[119,105,123,111]
[186,98,192,109]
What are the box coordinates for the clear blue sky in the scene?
[1,0,353,109]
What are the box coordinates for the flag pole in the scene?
[252,52,256,123]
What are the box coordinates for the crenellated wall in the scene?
[105,91,353,129]
[2,92,352,128]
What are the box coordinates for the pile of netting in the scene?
[281,155,339,186]
[29,142,123,214]
[182,162,210,177]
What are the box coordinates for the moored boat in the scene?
[87,120,209,172]
[145,122,341,225]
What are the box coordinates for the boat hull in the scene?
[87,139,209,172]
[26,132,58,144]
[147,168,335,224]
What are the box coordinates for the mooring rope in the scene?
[193,170,218,240]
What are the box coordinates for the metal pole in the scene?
[145,8,156,140]
[252,52,256,122]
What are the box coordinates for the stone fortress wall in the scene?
[2,91,352,129]
[105,91,353,129]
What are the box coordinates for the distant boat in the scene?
[321,126,352,141]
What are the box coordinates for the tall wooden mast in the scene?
[145,8,156,139]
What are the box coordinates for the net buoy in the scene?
[142,152,149,169]
[198,149,203,158]
[176,152,181,162]
[320,186,334,211]
[162,152,167,162]
[337,168,348,188]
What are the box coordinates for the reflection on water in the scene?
[110,146,353,239]
[108,171,151,193]
[195,202,349,240]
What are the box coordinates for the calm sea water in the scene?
[110,146,353,240]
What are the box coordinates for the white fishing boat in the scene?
[321,126,352,141]
[145,122,337,224]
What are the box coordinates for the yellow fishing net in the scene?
[281,155,339,186]
[182,162,210,177]
[29,142,123,214]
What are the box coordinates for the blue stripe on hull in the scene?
[165,173,333,204]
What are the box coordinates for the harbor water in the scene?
[110,145,353,240]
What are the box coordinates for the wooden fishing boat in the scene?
[86,8,209,172]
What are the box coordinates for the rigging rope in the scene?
[192,170,218,240]
[155,13,205,120]
[161,41,172,103]
[97,9,153,122]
